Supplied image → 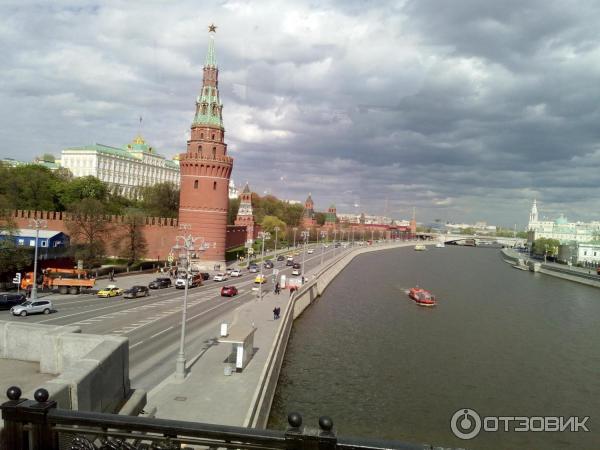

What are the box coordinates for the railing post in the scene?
[285,412,305,450]
[26,388,58,450]
[1,387,28,450]
[317,416,337,450]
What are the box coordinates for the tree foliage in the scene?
[0,199,32,279]
[260,215,287,235]
[140,182,179,218]
[120,208,148,264]
[65,199,111,268]
[532,238,560,257]
[228,197,240,225]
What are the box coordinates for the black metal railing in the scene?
[0,387,463,450]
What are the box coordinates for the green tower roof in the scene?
[205,34,217,68]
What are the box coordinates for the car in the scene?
[334,243,341,248]
[123,286,150,298]
[286,260,294,266]
[199,272,210,280]
[0,293,27,310]
[292,268,301,276]
[230,269,242,277]
[293,263,301,269]
[11,300,53,317]
[323,244,329,248]
[220,285,238,297]
[263,260,274,269]
[248,264,259,273]
[175,273,203,289]
[307,249,314,254]
[97,285,123,298]
[254,274,267,284]
[293,251,300,256]
[213,273,228,282]
[277,255,285,261]
[149,278,172,289]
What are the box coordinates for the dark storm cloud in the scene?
[3,0,600,226]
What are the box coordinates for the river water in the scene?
[267,246,600,449]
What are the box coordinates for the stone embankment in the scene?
[501,248,600,288]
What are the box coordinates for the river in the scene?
[268,245,600,449]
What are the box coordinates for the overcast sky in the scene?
[3,0,600,227]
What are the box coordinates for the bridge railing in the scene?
[0,387,463,450]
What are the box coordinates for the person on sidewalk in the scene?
[275,306,281,319]
[273,307,278,320]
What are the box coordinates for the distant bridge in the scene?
[420,233,526,247]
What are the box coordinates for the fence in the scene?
[0,387,462,450]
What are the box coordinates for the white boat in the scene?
[435,242,445,248]
[414,244,426,251]
[512,264,529,271]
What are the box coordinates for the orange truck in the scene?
[20,268,96,295]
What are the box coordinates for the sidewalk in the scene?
[146,285,290,426]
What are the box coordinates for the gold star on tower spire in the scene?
[208,23,217,33]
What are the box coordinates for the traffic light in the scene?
[12,273,21,285]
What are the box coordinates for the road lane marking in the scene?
[130,340,145,349]
[150,326,174,339]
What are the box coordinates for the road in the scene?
[1,243,363,390]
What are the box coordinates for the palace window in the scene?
[213,181,217,190]
[212,147,216,158]
[194,180,199,189]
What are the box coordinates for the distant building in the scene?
[0,229,69,249]
[59,135,180,199]
[234,183,257,243]
[527,199,600,244]
[229,179,239,199]
[302,194,317,228]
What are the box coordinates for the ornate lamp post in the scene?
[300,230,309,281]
[320,230,327,266]
[257,231,270,299]
[172,225,213,381]
[333,229,338,257]
[29,219,47,300]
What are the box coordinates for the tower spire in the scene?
[194,24,223,128]
[205,24,218,68]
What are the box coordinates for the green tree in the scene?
[59,176,109,207]
[532,238,560,257]
[120,208,148,264]
[140,182,179,218]
[260,215,287,235]
[4,165,62,211]
[315,212,326,226]
[66,198,111,268]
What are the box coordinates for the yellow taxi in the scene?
[254,274,267,284]
[97,285,123,298]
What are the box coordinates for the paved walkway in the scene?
[146,284,292,426]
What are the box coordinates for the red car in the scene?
[220,286,238,297]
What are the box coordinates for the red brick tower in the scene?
[234,182,256,243]
[178,25,232,267]
[302,193,317,228]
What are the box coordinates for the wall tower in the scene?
[178,25,233,267]
[234,182,256,243]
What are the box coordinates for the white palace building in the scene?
[59,135,180,199]
[527,199,600,263]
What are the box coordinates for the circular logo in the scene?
[450,408,482,440]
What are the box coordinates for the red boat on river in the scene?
[408,287,437,307]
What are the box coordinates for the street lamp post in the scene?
[257,231,270,299]
[333,229,337,257]
[293,227,298,249]
[273,226,280,259]
[320,230,327,266]
[29,219,47,300]
[371,229,375,244]
[172,225,213,381]
[301,230,309,282]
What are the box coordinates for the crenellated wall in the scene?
[7,210,248,261]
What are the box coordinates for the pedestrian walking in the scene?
[275,306,281,319]
[273,307,278,320]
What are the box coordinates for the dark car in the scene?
[248,264,259,273]
[0,293,27,310]
[149,278,172,289]
[277,255,285,261]
[263,260,274,269]
[199,272,210,280]
[286,260,294,266]
[123,285,150,298]
[292,263,301,270]
[220,285,238,297]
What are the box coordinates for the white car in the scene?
[307,249,314,254]
[11,300,53,316]
[230,269,242,277]
[291,268,301,276]
[213,273,228,282]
